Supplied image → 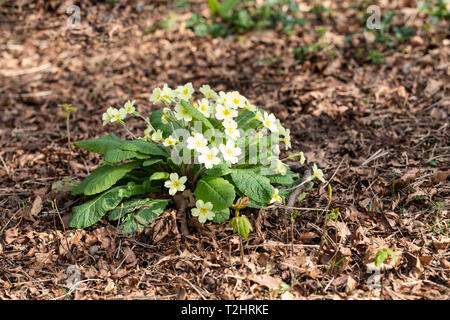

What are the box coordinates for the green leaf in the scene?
[74,133,125,154]
[143,158,163,167]
[121,139,167,157]
[230,215,253,239]
[70,182,148,228]
[118,214,139,234]
[212,208,230,223]
[230,169,274,204]
[236,109,256,127]
[207,0,219,15]
[72,162,138,196]
[134,199,170,225]
[374,248,396,266]
[108,198,155,221]
[149,110,173,137]
[115,199,170,234]
[203,163,232,177]
[194,176,235,211]
[180,100,214,131]
[374,250,388,266]
[267,172,297,185]
[218,0,240,17]
[149,171,169,181]
[104,149,138,163]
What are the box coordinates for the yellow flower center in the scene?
[114,114,121,119]
[233,98,239,105]
[265,120,271,127]
[206,153,214,161]
[200,208,208,215]
[182,108,189,115]
[183,88,189,95]
[273,193,279,200]
[172,181,180,188]
[201,105,206,112]
[222,109,230,116]
[226,148,233,155]
[195,141,201,147]
[126,106,132,112]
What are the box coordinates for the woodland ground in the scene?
[0,0,449,300]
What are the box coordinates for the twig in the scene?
[360,149,389,167]
[0,154,10,176]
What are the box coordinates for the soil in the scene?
[0,0,449,300]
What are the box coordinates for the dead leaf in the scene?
[419,256,433,266]
[22,196,42,221]
[424,79,442,98]
[5,228,19,244]
[250,274,282,290]
[122,246,136,264]
[429,169,450,185]
[433,238,450,251]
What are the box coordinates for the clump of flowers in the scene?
[69,83,324,236]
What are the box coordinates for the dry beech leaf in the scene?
[5,228,19,244]
[250,274,282,290]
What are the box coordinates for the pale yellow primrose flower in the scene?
[152,129,163,142]
[163,136,178,147]
[283,129,291,150]
[225,91,247,109]
[191,200,215,223]
[219,140,242,164]
[223,119,240,140]
[150,87,162,103]
[218,91,228,105]
[299,151,305,165]
[195,98,213,117]
[199,85,218,100]
[275,159,287,175]
[198,147,221,169]
[110,108,126,123]
[186,132,208,153]
[263,112,278,132]
[102,107,115,125]
[161,83,174,103]
[174,103,193,122]
[270,188,282,204]
[164,173,187,196]
[176,82,194,100]
[123,100,136,114]
[312,163,325,183]
[215,104,238,121]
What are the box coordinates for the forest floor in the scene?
[0,0,449,300]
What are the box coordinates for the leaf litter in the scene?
[0,0,449,300]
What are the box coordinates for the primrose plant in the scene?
[69,83,321,237]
